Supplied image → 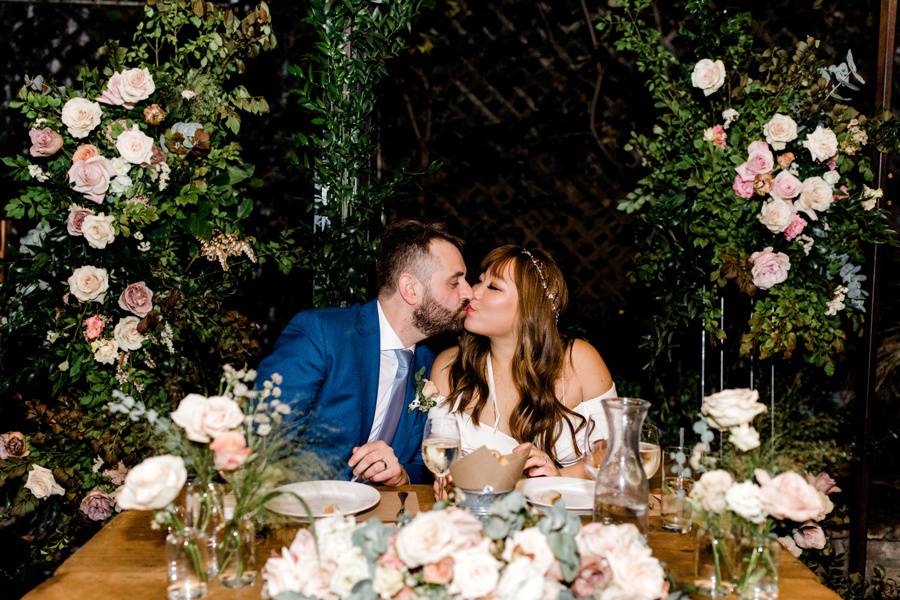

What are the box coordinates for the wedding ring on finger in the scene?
[377,459,388,472]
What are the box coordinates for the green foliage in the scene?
[600,1,897,374]
[289,0,425,306]
[0,0,281,584]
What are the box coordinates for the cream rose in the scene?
[68,265,109,303]
[757,197,795,233]
[116,454,187,510]
[114,316,144,351]
[728,423,761,451]
[702,388,767,429]
[24,464,65,499]
[763,114,798,150]
[823,170,840,186]
[757,470,827,523]
[496,556,545,600]
[502,527,557,576]
[795,176,833,220]
[91,338,119,364]
[118,281,154,317]
[81,213,116,249]
[749,247,791,290]
[691,469,734,513]
[691,59,726,96]
[68,155,114,204]
[170,394,244,443]
[262,550,303,597]
[772,170,803,199]
[116,126,155,164]
[373,566,405,599]
[779,535,802,558]
[119,67,156,106]
[606,551,667,600]
[450,540,501,600]
[170,393,211,442]
[396,511,459,567]
[725,481,767,523]
[803,125,838,162]
[66,205,94,236]
[61,97,102,138]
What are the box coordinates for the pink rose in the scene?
[118,281,154,317]
[29,128,64,157]
[792,522,826,550]
[378,538,405,570]
[209,431,251,471]
[0,431,29,459]
[98,72,126,107]
[103,461,129,485]
[423,557,454,584]
[745,141,774,175]
[748,247,790,290]
[72,144,100,163]
[66,205,94,236]
[732,175,755,198]
[571,554,611,598]
[83,315,106,341]
[79,489,115,521]
[703,124,727,148]
[807,472,841,495]
[772,171,803,199]
[758,470,827,522]
[735,163,754,182]
[783,214,807,241]
[67,156,113,204]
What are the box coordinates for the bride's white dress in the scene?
[430,357,618,467]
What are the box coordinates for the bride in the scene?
[429,244,617,480]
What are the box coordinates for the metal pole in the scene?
[849,0,897,575]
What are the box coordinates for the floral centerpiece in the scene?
[601,1,898,375]
[262,494,669,600]
[678,388,841,598]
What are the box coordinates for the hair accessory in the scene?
[521,249,560,321]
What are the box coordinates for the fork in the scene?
[395,491,410,524]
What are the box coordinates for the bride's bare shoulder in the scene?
[430,346,460,395]
[568,339,613,401]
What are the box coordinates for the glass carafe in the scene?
[592,397,650,533]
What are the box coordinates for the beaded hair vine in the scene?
[520,249,560,320]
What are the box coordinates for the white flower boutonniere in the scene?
[408,367,443,413]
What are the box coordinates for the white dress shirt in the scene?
[367,302,416,441]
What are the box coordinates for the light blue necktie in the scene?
[377,349,413,444]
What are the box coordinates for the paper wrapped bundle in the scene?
[449,445,529,493]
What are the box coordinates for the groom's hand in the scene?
[349,441,408,486]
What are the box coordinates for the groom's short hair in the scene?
[376,220,464,293]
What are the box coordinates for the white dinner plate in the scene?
[517,476,594,515]
[265,480,381,518]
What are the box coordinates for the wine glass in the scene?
[582,412,608,480]
[640,420,661,480]
[422,415,461,500]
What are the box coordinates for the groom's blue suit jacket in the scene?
[256,300,433,483]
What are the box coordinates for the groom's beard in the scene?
[412,293,469,337]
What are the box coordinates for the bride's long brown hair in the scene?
[447,245,585,463]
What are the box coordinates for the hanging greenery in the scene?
[289,0,426,306]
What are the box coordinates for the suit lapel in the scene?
[390,347,430,457]
[356,300,381,446]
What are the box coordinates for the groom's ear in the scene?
[397,272,422,305]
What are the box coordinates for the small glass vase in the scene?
[166,527,209,600]
[183,481,225,576]
[693,527,737,598]
[736,536,780,600]
[215,516,258,588]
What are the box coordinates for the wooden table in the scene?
[24,485,839,599]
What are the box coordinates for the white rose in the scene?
[116,454,187,510]
[110,174,133,195]
[119,67,156,105]
[81,213,116,249]
[762,114,798,150]
[606,551,667,600]
[722,108,739,128]
[61,97,102,138]
[262,550,303,597]
[202,396,245,439]
[576,522,648,560]
[329,548,369,597]
[450,540,501,600]
[691,469,734,513]
[823,170,840,186]
[373,566,405,599]
[691,59,726,96]
[170,394,209,442]
[24,464,65,499]
[757,197,795,233]
[725,481,767,523]
[502,527,556,576]
[68,265,109,302]
[114,316,145,351]
[778,535,803,558]
[116,126,155,164]
[396,511,458,566]
[795,176,833,220]
[728,424,760,451]
[702,388,767,429]
[91,338,119,364]
[496,556,545,600]
[803,125,838,162]
[110,157,131,176]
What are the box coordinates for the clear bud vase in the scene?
[693,527,737,598]
[592,397,650,533]
[736,536,780,600]
[215,516,257,588]
[166,527,209,600]
[183,481,225,577]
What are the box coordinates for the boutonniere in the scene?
[408,366,444,413]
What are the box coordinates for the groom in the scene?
[256,220,472,485]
